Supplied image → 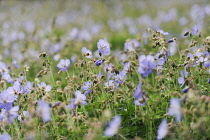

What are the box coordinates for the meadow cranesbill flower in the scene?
[0,62,9,75]
[168,98,182,122]
[37,82,52,92]
[37,100,51,122]
[104,63,114,74]
[204,60,210,67]
[97,39,110,56]
[178,66,188,87]
[95,59,103,66]
[134,82,148,106]
[81,47,92,58]
[113,71,126,85]
[208,78,210,84]
[157,119,168,140]
[18,111,30,123]
[191,24,198,35]
[82,81,93,95]
[156,50,170,66]
[7,106,19,123]
[23,81,33,94]
[104,115,121,137]
[57,59,70,71]
[67,91,87,109]
[122,62,130,72]
[157,28,169,35]
[0,90,15,110]
[2,73,13,83]
[12,59,20,68]
[138,55,156,77]
[0,133,11,140]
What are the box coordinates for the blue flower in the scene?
[138,55,156,77]
[37,82,52,92]
[81,47,92,58]
[0,133,11,140]
[104,115,121,137]
[157,28,169,35]
[82,81,93,95]
[57,59,70,71]
[168,98,182,122]
[67,91,87,109]
[23,81,33,94]
[124,39,140,52]
[2,73,13,83]
[0,90,15,110]
[97,39,110,56]
[0,106,19,123]
[157,119,168,140]
[113,71,126,85]
[95,59,103,66]
[36,100,51,122]
[134,82,148,106]
[208,78,210,84]
[156,50,170,66]
[178,66,188,87]
[192,24,198,35]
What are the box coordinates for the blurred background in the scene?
[0,0,209,65]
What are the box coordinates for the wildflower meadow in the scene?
[0,0,209,140]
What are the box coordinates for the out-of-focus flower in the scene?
[2,74,13,83]
[7,106,19,123]
[156,50,170,66]
[0,90,15,110]
[124,39,140,52]
[0,62,9,75]
[134,82,148,106]
[105,80,118,89]
[168,98,182,122]
[191,24,198,35]
[157,119,168,140]
[37,100,51,122]
[12,59,20,68]
[178,66,188,87]
[113,71,126,84]
[18,111,30,123]
[82,81,93,95]
[0,133,11,140]
[104,63,114,74]
[157,28,169,35]
[23,81,33,94]
[95,59,103,66]
[81,47,92,58]
[37,82,52,92]
[122,62,130,72]
[67,91,87,110]
[57,59,70,71]
[208,78,210,84]
[104,115,121,137]
[138,55,156,77]
[97,39,110,56]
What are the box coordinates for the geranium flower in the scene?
[97,39,110,56]
[57,59,70,71]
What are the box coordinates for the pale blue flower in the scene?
[157,119,168,140]
[57,59,70,71]
[168,98,182,122]
[37,100,51,122]
[97,39,110,56]
[81,47,92,58]
[104,115,121,137]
